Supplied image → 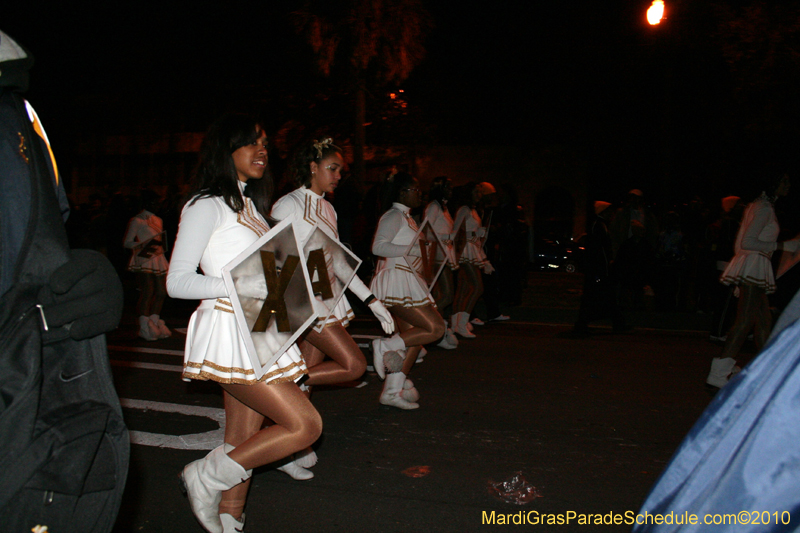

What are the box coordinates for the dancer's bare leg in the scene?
[460,263,484,315]
[218,391,264,520]
[453,267,470,312]
[721,284,767,361]
[433,267,454,311]
[151,274,167,316]
[750,286,772,351]
[453,264,482,313]
[302,324,367,386]
[136,272,155,316]
[220,381,321,471]
[299,338,325,369]
[393,315,422,375]
[389,305,446,375]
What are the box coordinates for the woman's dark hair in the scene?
[140,189,161,213]
[763,172,789,201]
[450,181,477,212]
[289,137,343,188]
[188,113,274,218]
[380,171,416,212]
[428,176,451,205]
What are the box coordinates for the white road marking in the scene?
[111,360,183,373]
[108,345,185,356]
[113,333,379,450]
[120,398,224,450]
[351,334,379,349]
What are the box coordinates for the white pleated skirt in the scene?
[182,299,308,385]
[459,240,488,267]
[128,253,169,275]
[720,251,776,294]
[370,266,434,308]
[318,292,356,328]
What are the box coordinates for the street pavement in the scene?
[108,273,750,532]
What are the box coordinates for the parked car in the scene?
[530,234,585,273]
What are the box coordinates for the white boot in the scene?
[452,312,475,338]
[437,327,458,349]
[416,347,427,363]
[220,513,245,533]
[445,327,459,347]
[149,313,171,338]
[400,377,420,402]
[138,315,158,341]
[293,446,317,468]
[180,445,251,533]
[372,334,406,379]
[706,357,737,388]
[276,456,314,480]
[380,372,419,409]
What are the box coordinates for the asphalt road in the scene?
[106,282,745,532]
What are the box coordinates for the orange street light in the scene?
[647,0,665,25]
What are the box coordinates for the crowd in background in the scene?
[62,177,800,332]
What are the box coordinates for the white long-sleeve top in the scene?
[452,205,483,240]
[371,202,423,274]
[271,186,339,243]
[123,210,169,273]
[452,205,490,267]
[424,200,454,240]
[734,194,779,257]
[167,182,270,301]
[123,210,163,249]
[271,186,372,301]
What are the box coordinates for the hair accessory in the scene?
[312,138,334,159]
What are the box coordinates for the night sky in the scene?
[5,0,800,209]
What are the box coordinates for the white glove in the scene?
[783,239,800,254]
[482,262,495,275]
[234,274,267,300]
[368,300,395,334]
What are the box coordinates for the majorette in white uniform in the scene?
[124,210,169,275]
[167,181,307,384]
[452,205,491,270]
[271,186,374,326]
[720,193,779,294]
[424,200,458,268]
[371,202,434,308]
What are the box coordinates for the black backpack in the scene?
[0,89,129,532]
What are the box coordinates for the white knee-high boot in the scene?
[437,327,459,349]
[452,312,475,338]
[706,357,737,388]
[706,357,736,388]
[220,513,245,533]
[372,334,406,379]
[380,372,419,409]
[400,377,420,402]
[180,445,251,533]
[276,456,314,480]
[293,447,318,469]
[138,315,158,341]
[149,313,171,338]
